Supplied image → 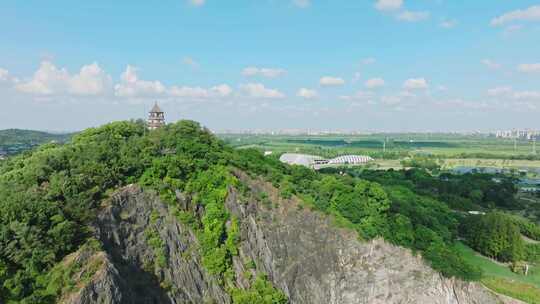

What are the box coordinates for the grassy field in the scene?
[455,242,540,303]
[219,133,540,161]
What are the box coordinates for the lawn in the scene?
[455,242,540,303]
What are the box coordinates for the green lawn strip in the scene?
[482,277,540,304]
[454,242,540,303]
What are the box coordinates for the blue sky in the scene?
[1,0,540,132]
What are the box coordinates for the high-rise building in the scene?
[148,102,165,130]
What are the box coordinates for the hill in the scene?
[0,120,526,303]
[0,129,73,156]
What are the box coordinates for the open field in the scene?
[220,134,540,159]
[455,242,540,303]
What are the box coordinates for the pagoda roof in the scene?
[150,102,163,113]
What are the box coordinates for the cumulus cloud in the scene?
[16,61,112,96]
[440,19,458,28]
[114,65,166,97]
[403,78,428,90]
[240,83,285,99]
[189,0,205,7]
[292,0,310,8]
[374,0,403,11]
[518,63,540,73]
[397,10,430,22]
[365,78,385,89]
[491,5,540,26]
[319,76,345,86]
[242,66,286,78]
[297,88,318,99]
[481,59,502,70]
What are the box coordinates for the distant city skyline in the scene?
[1,1,540,132]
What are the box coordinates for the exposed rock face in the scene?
[61,250,127,304]
[92,184,229,304]
[67,176,509,304]
[227,171,502,304]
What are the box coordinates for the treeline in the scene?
[349,169,520,211]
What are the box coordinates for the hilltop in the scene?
[0,120,535,303]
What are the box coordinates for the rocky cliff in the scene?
[62,172,509,304]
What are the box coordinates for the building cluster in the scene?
[279,153,373,170]
[495,129,540,140]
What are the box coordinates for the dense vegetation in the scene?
[349,169,520,211]
[461,212,525,262]
[2,120,537,303]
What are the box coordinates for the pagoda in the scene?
[148,102,165,130]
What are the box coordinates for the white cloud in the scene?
[161,84,233,99]
[491,5,540,26]
[397,10,430,22]
[487,86,513,97]
[352,72,362,83]
[16,61,112,96]
[240,83,285,99]
[487,86,540,102]
[365,78,385,89]
[503,25,523,36]
[380,95,402,106]
[320,76,345,86]
[403,78,428,90]
[481,59,502,70]
[340,90,375,102]
[292,0,310,8]
[69,63,112,95]
[437,85,448,91]
[168,86,209,98]
[361,57,376,65]
[0,68,11,83]
[513,91,540,100]
[297,88,318,99]
[374,0,403,11]
[440,19,457,28]
[211,84,233,97]
[114,65,166,97]
[182,57,199,68]
[189,0,205,7]
[242,66,286,78]
[518,63,540,73]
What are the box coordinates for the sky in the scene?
[1,0,540,132]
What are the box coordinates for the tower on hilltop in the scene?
[148,101,165,130]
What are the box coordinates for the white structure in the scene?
[279,153,372,169]
[279,153,327,167]
[328,155,373,165]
